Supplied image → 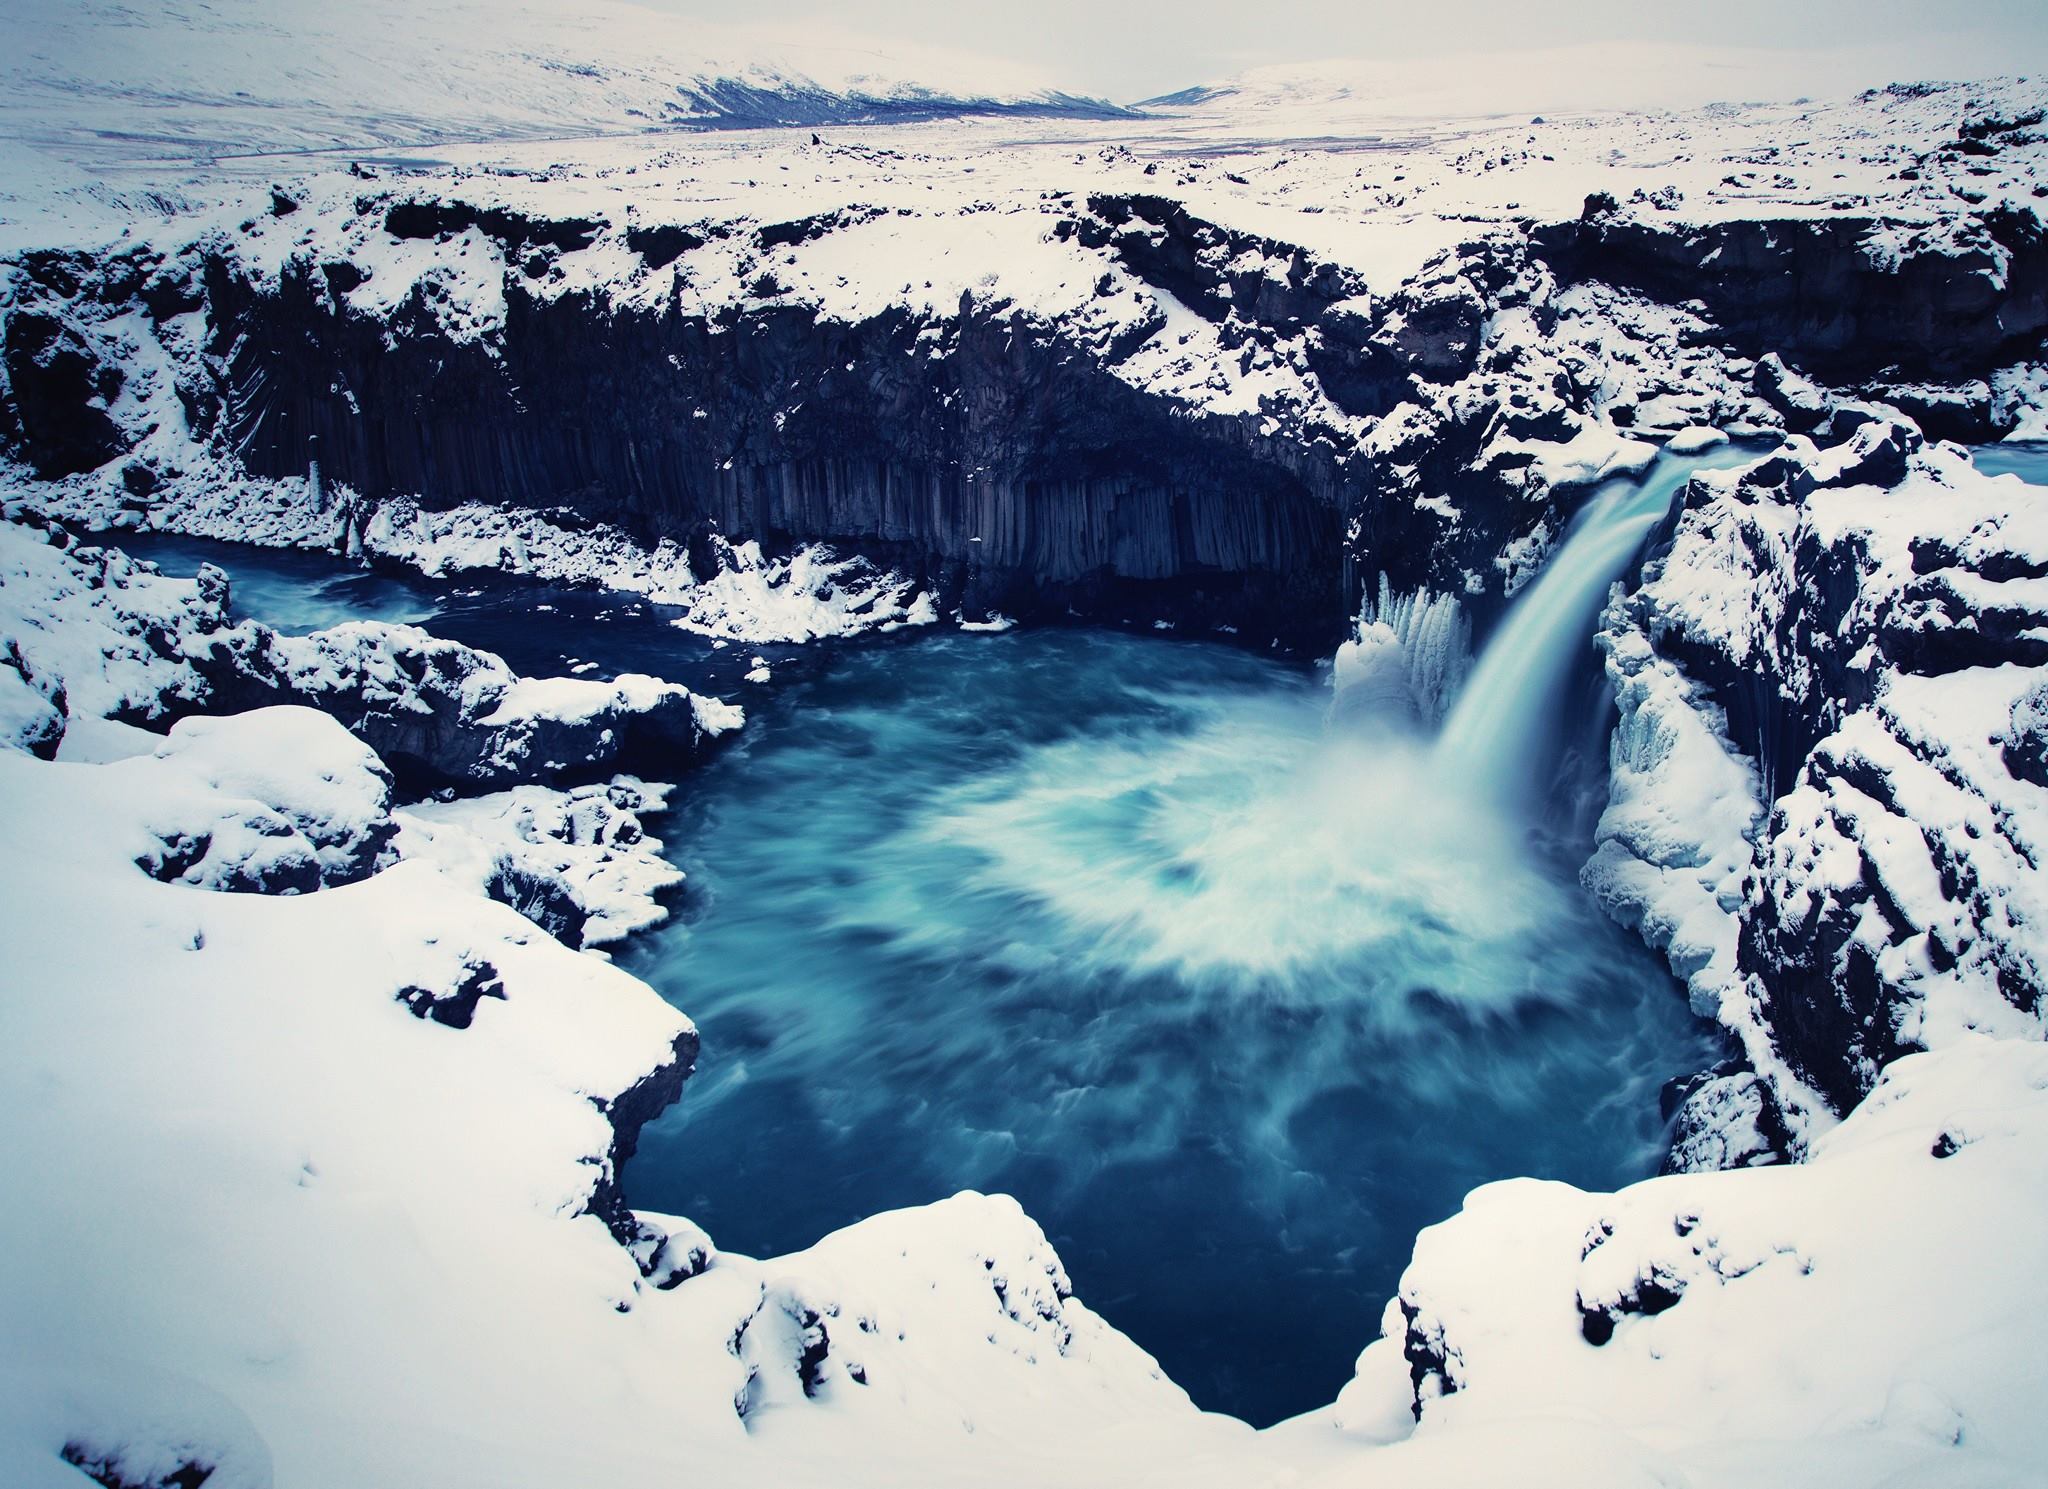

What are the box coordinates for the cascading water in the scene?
[1433,443,1759,804]
[114,448,1747,1428]
[611,451,1746,1426]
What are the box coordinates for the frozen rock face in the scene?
[1533,206,2048,402]
[12,79,2047,647]
[1593,419,2048,1150]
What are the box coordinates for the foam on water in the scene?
[621,628,1717,1426]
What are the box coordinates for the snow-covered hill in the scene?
[0,0,1129,167]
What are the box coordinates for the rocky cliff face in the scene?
[205,250,1347,640]
[1592,416,2048,1148]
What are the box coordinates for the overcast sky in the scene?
[645,0,2048,101]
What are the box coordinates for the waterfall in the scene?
[1432,445,1752,805]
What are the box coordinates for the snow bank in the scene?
[0,709,1214,1489]
[1327,1036,2048,1487]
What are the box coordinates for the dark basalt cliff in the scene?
[8,190,2048,641]
[203,216,1353,645]
[1536,208,2048,436]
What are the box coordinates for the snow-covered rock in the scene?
[136,706,397,893]
[0,509,227,731]
[205,619,738,791]
[1591,419,2048,1155]
[1328,1036,2048,1486]
[0,705,1211,1489]
[0,512,743,790]
[397,775,682,948]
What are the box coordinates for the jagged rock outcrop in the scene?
[1602,418,2048,1135]
[1533,210,2048,392]
[198,618,735,793]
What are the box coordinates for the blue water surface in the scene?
[1974,441,2048,485]
[618,628,1716,1426]
[107,529,1716,1428]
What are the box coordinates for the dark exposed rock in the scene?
[484,858,591,945]
[396,956,507,1029]
[383,199,602,253]
[62,1441,214,1489]
[1577,1263,1686,1346]
[1,308,126,477]
[625,222,706,268]
[195,247,1349,644]
[1532,208,2048,385]
[584,1024,700,1248]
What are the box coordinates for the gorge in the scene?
[4,27,2048,1489]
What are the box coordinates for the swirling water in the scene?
[619,629,1717,1425]
[1973,441,2048,485]
[112,512,1720,1427]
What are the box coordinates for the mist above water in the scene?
[623,624,1714,1424]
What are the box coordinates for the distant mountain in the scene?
[0,0,1132,164]
[1136,41,2029,126]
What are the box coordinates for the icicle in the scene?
[1330,573,1471,728]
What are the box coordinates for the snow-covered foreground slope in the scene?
[1321,1035,2048,1488]
[0,707,1205,1489]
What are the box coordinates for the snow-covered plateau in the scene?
[6,14,2048,1486]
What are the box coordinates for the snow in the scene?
[137,705,398,892]
[0,707,1215,1489]
[1325,1036,2048,1488]
[0,0,1124,170]
[397,775,684,948]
